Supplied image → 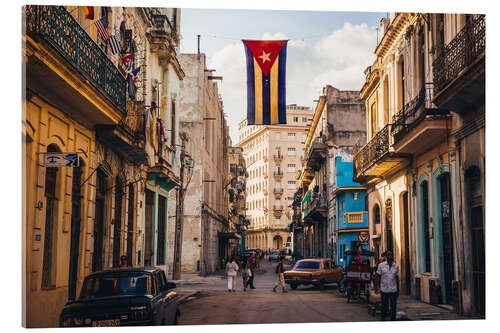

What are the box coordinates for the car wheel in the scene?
[174,310,180,325]
[290,283,298,290]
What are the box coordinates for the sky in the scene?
[179,8,387,143]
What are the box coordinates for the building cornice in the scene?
[374,13,414,59]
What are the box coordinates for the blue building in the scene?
[331,156,368,268]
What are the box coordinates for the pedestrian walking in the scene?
[375,250,399,321]
[273,256,287,293]
[256,252,261,268]
[246,253,256,289]
[225,257,239,292]
[119,255,130,268]
[240,261,251,291]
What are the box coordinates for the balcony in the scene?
[273,152,283,163]
[353,124,410,183]
[148,13,178,47]
[273,170,284,180]
[273,205,283,218]
[306,136,328,171]
[274,188,284,197]
[96,101,147,163]
[25,6,126,123]
[432,14,485,114]
[391,85,450,155]
[302,192,327,223]
[147,141,180,190]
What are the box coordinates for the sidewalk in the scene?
[172,266,267,286]
[368,293,466,321]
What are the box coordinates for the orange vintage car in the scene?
[284,258,343,290]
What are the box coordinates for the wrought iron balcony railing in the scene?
[119,102,146,141]
[432,14,485,95]
[391,83,449,140]
[25,6,126,114]
[353,124,390,177]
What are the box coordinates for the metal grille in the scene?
[353,124,390,178]
[25,6,126,114]
[432,14,485,95]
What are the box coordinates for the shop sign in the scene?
[42,153,79,167]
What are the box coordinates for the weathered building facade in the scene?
[295,86,366,259]
[23,5,183,327]
[172,53,230,275]
[237,105,312,251]
[355,13,484,316]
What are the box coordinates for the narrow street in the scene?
[177,260,377,325]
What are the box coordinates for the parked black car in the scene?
[59,267,179,327]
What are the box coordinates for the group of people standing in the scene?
[225,253,257,292]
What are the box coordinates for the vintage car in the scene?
[269,250,280,261]
[283,258,343,290]
[59,267,179,327]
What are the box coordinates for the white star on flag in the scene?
[259,50,271,63]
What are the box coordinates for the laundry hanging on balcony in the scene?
[242,40,288,125]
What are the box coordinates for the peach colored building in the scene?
[237,105,313,251]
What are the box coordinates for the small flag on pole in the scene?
[84,6,94,20]
[94,16,110,41]
[131,66,141,83]
[108,34,121,55]
[122,54,133,71]
[242,40,288,125]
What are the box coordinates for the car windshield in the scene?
[294,261,320,270]
[79,272,152,299]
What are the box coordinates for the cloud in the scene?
[207,22,377,143]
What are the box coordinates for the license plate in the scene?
[92,319,120,327]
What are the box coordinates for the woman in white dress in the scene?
[225,257,239,292]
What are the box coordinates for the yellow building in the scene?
[356,13,484,316]
[23,5,184,327]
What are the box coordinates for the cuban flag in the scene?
[122,54,133,71]
[242,40,288,125]
[131,66,141,83]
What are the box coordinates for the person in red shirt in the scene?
[246,253,256,289]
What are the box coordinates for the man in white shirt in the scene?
[375,250,399,321]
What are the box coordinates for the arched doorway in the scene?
[41,144,60,289]
[399,192,411,295]
[273,235,283,249]
[466,166,484,316]
[68,158,84,300]
[372,203,381,262]
[419,180,431,273]
[385,198,393,253]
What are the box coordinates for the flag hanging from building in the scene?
[84,6,94,20]
[242,40,288,125]
[122,53,133,71]
[108,34,121,55]
[127,74,136,100]
[94,16,110,41]
[131,66,141,83]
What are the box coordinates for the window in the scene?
[293,117,299,122]
[276,181,281,189]
[287,147,296,156]
[340,201,345,211]
[354,192,358,200]
[42,147,59,289]
[302,117,307,122]
[276,133,281,140]
[287,181,296,189]
[276,219,281,225]
[288,133,296,140]
[287,164,296,172]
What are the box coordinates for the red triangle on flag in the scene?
[243,40,287,76]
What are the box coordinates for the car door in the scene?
[323,260,333,282]
[332,262,343,282]
[151,272,165,325]
[161,271,178,324]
